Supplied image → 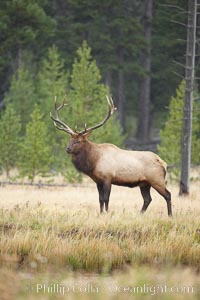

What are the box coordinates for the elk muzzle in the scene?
[66,147,72,154]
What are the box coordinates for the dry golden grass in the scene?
[0,179,200,299]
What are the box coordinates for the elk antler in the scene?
[77,95,116,135]
[50,95,75,135]
[50,95,116,135]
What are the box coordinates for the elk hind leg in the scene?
[152,184,172,217]
[140,184,152,213]
[164,189,172,217]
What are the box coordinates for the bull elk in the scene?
[50,96,172,216]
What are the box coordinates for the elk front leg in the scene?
[97,182,111,213]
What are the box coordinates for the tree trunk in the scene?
[179,0,197,195]
[136,0,152,142]
[118,49,125,129]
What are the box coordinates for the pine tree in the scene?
[0,104,21,177]
[37,46,69,170]
[37,45,68,125]
[18,105,53,182]
[158,80,200,178]
[4,62,36,134]
[69,41,124,145]
[191,95,200,167]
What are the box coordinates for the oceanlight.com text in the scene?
[108,283,194,295]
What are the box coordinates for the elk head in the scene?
[50,95,116,155]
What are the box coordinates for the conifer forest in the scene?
[0,0,200,180]
[0,2,200,300]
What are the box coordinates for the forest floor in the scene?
[0,178,199,300]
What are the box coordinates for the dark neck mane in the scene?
[71,141,98,175]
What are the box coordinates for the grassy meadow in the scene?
[0,177,200,300]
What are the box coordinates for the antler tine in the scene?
[50,96,75,135]
[54,95,68,112]
[106,95,117,115]
[77,95,117,135]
